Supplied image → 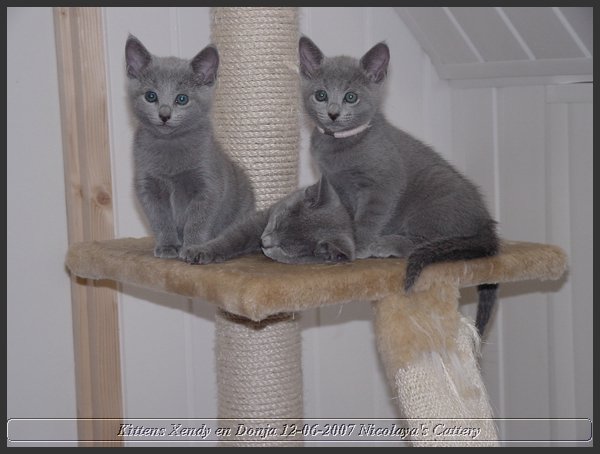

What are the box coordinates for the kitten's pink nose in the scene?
[327,103,341,121]
[159,105,171,123]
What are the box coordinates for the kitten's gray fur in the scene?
[298,36,499,335]
[185,177,355,265]
[125,35,254,259]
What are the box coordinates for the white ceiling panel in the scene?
[401,7,478,64]
[395,6,593,86]
[449,7,530,62]
[557,6,593,55]
[502,7,586,59]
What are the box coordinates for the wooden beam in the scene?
[53,7,123,446]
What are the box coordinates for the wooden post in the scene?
[54,7,123,446]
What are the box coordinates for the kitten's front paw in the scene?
[180,245,216,264]
[365,239,396,258]
[354,238,374,259]
[314,241,351,262]
[355,248,372,259]
[367,235,414,258]
[154,245,180,259]
[355,242,376,259]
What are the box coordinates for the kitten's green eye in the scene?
[314,90,328,102]
[144,91,157,103]
[175,94,189,106]
[344,92,358,104]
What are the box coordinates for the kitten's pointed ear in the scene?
[305,176,336,208]
[316,176,337,206]
[304,181,319,206]
[125,35,152,79]
[299,36,324,79]
[360,42,389,83]
[191,45,219,86]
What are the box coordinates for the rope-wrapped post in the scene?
[373,285,499,447]
[210,7,302,446]
[212,7,299,209]
[215,311,303,446]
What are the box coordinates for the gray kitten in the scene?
[185,176,356,265]
[125,35,254,259]
[298,36,499,335]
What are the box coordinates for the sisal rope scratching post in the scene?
[210,7,302,446]
[215,311,303,445]
[374,284,499,446]
[212,7,299,209]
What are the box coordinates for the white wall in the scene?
[452,83,593,445]
[7,6,592,447]
[7,6,77,445]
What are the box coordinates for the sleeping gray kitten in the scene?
[184,176,356,265]
[298,36,499,335]
[126,35,254,259]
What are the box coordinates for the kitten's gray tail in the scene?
[404,222,499,335]
[475,283,498,336]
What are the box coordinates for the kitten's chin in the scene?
[318,121,344,132]
[154,125,178,135]
[317,120,362,135]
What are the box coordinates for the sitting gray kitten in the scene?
[126,35,254,259]
[184,176,356,265]
[298,36,499,335]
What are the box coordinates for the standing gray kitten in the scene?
[298,36,499,335]
[125,35,254,259]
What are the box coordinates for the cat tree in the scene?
[64,6,567,447]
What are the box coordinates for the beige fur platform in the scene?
[66,236,566,321]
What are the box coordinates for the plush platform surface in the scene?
[66,237,567,321]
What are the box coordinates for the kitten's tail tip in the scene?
[403,261,423,294]
[403,275,418,294]
[475,283,499,336]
